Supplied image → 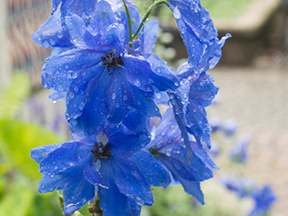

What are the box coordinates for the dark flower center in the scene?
[101,51,124,75]
[91,142,112,162]
[149,147,159,156]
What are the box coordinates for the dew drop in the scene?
[155,93,161,99]
[123,95,128,101]
[173,6,181,19]
[72,72,78,79]
[67,91,75,99]
[134,80,141,87]
[115,103,120,108]
[146,87,152,92]
[112,92,116,100]
[65,113,71,121]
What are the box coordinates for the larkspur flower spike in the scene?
[31,0,229,215]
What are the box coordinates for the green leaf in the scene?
[0,186,34,216]
[0,72,30,119]
[0,120,63,180]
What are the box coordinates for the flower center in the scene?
[91,142,112,162]
[101,51,124,75]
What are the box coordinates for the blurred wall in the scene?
[0,0,11,91]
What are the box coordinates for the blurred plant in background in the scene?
[139,103,276,216]
[0,72,65,216]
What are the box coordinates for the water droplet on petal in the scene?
[123,95,128,101]
[67,91,75,99]
[112,92,116,100]
[65,113,71,121]
[115,103,120,108]
[173,6,181,19]
[134,80,141,87]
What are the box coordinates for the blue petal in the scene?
[65,14,102,50]
[167,0,218,67]
[98,24,126,52]
[158,153,206,204]
[125,84,161,119]
[147,107,181,150]
[189,72,219,107]
[110,157,154,206]
[38,168,83,193]
[190,141,219,170]
[48,91,66,101]
[130,150,171,187]
[63,178,96,215]
[31,143,63,164]
[124,56,178,92]
[88,0,117,35]
[43,49,103,76]
[65,63,102,120]
[122,109,151,135]
[83,161,109,188]
[39,142,92,175]
[109,133,150,158]
[41,49,103,93]
[169,92,193,159]
[104,68,130,125]
[76,68,112,134]
[118,4,141,44]
[177,178,205,205]
[51,0,61,15]
[99,160,142,216]
[60,0,98,24]
[140,19,159,57]
[32,11,72,48]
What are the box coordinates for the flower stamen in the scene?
[91,142,112,162]
[101,51,124,75]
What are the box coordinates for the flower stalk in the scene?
[132,0,167,40]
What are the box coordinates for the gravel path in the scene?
[207,66,288,216]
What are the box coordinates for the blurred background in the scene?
[0,0,287,215]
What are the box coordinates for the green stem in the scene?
[123,1,133,47]
[132,0,167,40]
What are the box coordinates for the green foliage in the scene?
[0,184,34,216]
[201,0,255,19]
[0,72,66,216]
[0,120,62,180]
[133,0,256,20]
[141,183,251,216]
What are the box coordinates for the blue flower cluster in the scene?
[221,177,276,216]
[31,0,230,215]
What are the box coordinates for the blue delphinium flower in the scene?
[248,185,276,216]
[161,0,230,158]
[222,119,238,137]
[32,0,98,48]
[166,0,231,71]
[167,62,221,159]
[229,135,251,163]
[209,117,221,133]
[146,108,219,204]
[31,129,170,215]
[220,176,256,199]
[40,1,178,135]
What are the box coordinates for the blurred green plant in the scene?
[134,0,256,19]
[0,72,85,216]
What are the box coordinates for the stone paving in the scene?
[207,65,288,216]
